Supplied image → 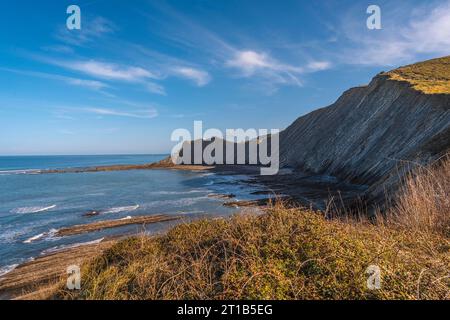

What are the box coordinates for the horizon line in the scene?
[0,153,170,157]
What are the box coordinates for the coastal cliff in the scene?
[171,56,449,205]
[278,56,450,202]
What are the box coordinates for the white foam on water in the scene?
[102,205,139,214]
[85,192,106,197]
[150,189,207,195]
[198,172,215,177]
[23,233,46,244]
[23,228,59,244]
[141,196,209,209]
[174,210,205,215]
[0,169,42,176]
[0,264,19,277]
[120,216,132,220]
[0,230,21,244]
[11,205,57,214]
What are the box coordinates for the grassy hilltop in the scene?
[385,56,450,94]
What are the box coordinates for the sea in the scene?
[0,155,264,277]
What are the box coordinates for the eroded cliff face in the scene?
[170,58,449,205]
[279,74,450,201]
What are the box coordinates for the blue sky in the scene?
[0,0,449,155]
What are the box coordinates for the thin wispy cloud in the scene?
[225,50,331,91]
[0,67,108,91]
[65,78,108,90]
[56,16,116,46]
[226,50,304,88]
[60,60,159,81]
[227,51,276,75]
[142,2,236,59]
[141,4,332,92]
[306,61,332,72]
[145,82,167,95]
[83,107,159,119]
[115,44,213,89]
[339,1,450,66]
[34,57,167,96]
[172,67,211,87]
[33,52,214,94]
[227,50,304,74]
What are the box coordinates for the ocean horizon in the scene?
[0,154,263,277]
[0,154,169,173]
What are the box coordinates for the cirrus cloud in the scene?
[83,107,159,119]
[61,60,159,81]
[225,50,332,93]
[172,67,211,86]
[339,1,450,66]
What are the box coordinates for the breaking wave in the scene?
[11,205,57,214]
[150,189,207,195]
[0,169,42,176]
[142,196,209,209]
[0,264,19,277]
[23,228,59,244]
[102,205,139,214]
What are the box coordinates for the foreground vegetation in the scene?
[55,157,449,300]
[385,55,450,94]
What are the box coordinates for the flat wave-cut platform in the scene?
[56,214,181,237]
[11,205,56,214]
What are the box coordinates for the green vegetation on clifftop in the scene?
[385,56,450,94]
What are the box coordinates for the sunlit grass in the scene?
[385,56,450,94]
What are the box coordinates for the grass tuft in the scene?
[387,155,450,237]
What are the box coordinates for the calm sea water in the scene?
[0,155,263,276]
[0,154,167,173]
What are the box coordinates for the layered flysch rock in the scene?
[279,56,450,202]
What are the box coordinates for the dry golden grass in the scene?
[387,155,450,236]
[54,209,449,300]
[385,56,450,94]
[53,157,450,300]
